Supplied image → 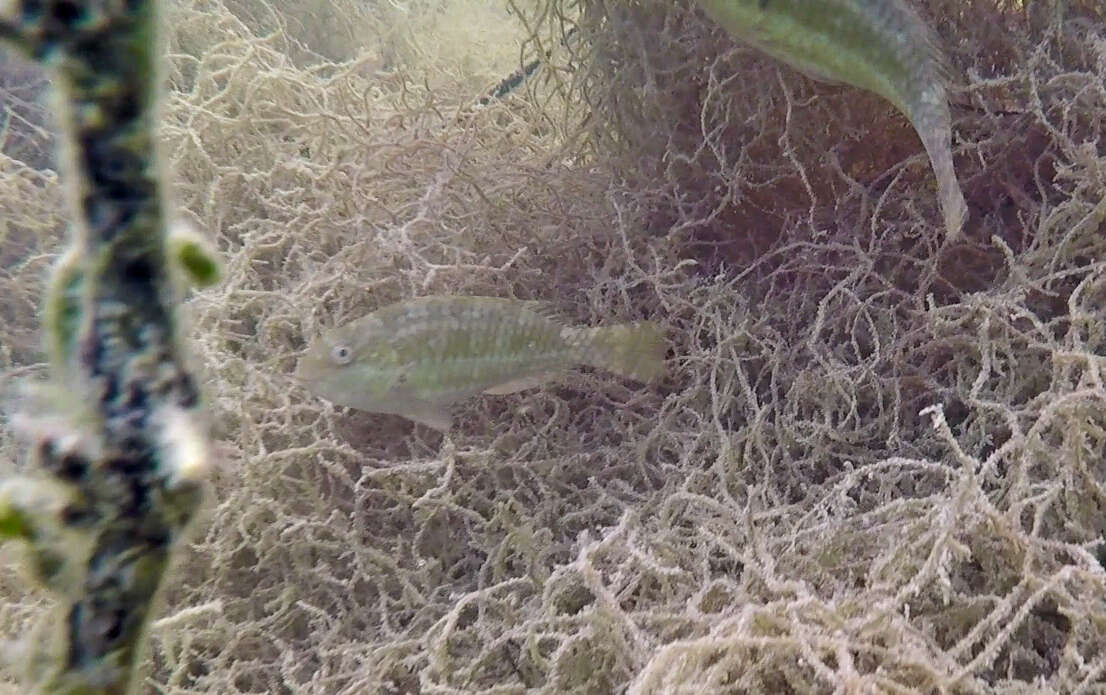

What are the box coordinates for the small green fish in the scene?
[295,296,666,431]
[694,0,968,237]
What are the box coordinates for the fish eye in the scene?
[330,344,353,365]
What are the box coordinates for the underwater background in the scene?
[1,0,1105,692]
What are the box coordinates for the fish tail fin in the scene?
[578,321,666,383]
[921,113,968,238]
[935,154,968,239]
[912,87,968,239]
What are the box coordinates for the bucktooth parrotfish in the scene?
[694,0,968,237]
[295,296,666,431]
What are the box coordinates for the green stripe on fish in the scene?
[693,0,968,238]
[295,296,666,431]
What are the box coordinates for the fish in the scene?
[294,295,666,431]
[693,0,968,238]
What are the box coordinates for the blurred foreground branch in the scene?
[0,2,217,693]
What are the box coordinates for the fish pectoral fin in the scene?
[789,61,842,86]
[402,399,453,432]
[483,373,556,395]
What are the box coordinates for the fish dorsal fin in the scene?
[517,300,571,323]
[483,372,558,395]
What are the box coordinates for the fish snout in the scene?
[290,355,316,387]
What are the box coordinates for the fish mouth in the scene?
[290,357,328,390]
[289,359,311,386]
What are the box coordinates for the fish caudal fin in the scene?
[917,120,968,239]
[910,86,968,239]
[934,153,968,240]
[580,321,666,383]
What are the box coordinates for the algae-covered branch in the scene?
[0,2,216,693]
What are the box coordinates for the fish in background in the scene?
[295,295,666,431]
[693,0,968,238]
